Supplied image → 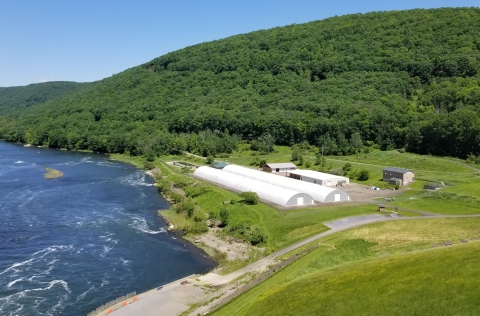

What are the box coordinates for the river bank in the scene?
[108,154,262,272]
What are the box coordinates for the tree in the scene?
[342,163,352,173]
[206,155,215,164]
[357,170,370,181]
[240,191,259,205]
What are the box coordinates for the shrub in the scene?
[305,160,311,168]
[220,208,229,226]
[143,161,155,170]
[342,163,352,173]
[170,192,185,204]
[184,222,208,234]
[193,209,208,222]
[357,169,370,181]
[259,159,267,167]
[240,191,260,205]
[184,185,210,197]
[249,157,260,166]
[206,155,215,164]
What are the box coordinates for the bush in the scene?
[240,191,260,205]
[184,185,210,197]
[206,155,215,164]
[193,209,208,222]
[170,192,185,204]
[143,160,155,170]
[357,170,370,181]
[342,163,352,173]
[305,160,311,168]
[249,157,260,166]
[220,208,229,227]
[259,159,267,167]
[184,222,209,234]
[226,223,267,246]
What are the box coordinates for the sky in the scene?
[1,0,479,87]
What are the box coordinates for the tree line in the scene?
[0,8,479,159]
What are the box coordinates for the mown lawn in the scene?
[212,218,480,316]
[330,150,472,173]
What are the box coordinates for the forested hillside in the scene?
[1,8,479,159]
[0,81,84,115]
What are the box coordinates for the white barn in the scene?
[193,167,314,207]
[263,162,297,173]
[222,165,350,203]
[288,170,349,186]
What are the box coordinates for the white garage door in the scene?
[334,193,340,202]
[297,197,304,205]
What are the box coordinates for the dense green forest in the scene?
[1,8,480,159]
[0,81,83,115]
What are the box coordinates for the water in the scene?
[0,142,216,315]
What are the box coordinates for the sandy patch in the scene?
[194,229,250,261]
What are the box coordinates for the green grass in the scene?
[212,218,480,316]
[330,150,472,173]
[383,189,480,215]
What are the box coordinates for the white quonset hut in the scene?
[222,165,350,203]
[288,170,349,186]
[193,167,314,207]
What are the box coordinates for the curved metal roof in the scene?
[223,164,350,203]
[193,166,314,206]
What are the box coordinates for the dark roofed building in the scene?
[383,167,415,186]
[210,161,228,169]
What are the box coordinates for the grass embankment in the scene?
[44,167,63,179]
[212,218,480,316]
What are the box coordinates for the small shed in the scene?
[263,162,297,173]
[210,161,229,169]
[383,167,415,186]
[378,204,386,212]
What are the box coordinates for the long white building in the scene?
[222,165,350,203]
[288,169,349,186]
[194,166,314,207]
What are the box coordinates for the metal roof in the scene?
[194,166,314,206]
[210,161,228,169]
[223,164,350,203]
[264,163,297,169]
[288,169,349,181]
[383,167,412,174]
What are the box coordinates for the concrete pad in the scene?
[324,214,386,229]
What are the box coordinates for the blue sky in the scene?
[1,0,478,87]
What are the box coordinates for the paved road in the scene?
[108,213,480,316]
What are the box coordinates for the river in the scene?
[0,142,216,315]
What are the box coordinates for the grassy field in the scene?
[212,218,480,316]
[330,150,472,173]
